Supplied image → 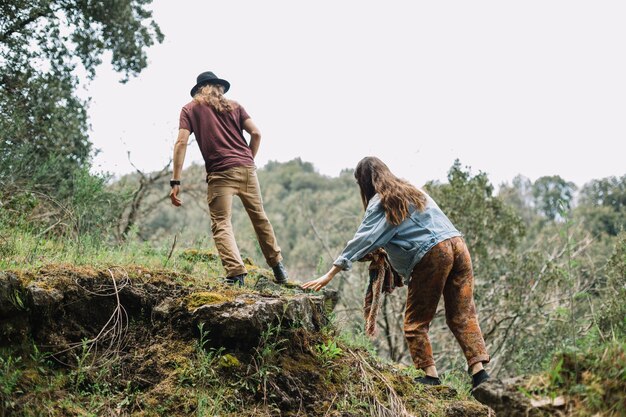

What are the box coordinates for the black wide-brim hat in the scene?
[190,71,230,97]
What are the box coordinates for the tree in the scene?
[0,0,163,80]
[498,175,537,226]
[425,160,525,267]
[579,175,625,212]
[0,70,90,188]
[532,175,577,221]
[0,0,163,186]
[577,175,626,236]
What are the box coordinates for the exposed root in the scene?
[51,267,129,368]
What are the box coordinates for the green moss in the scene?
[179,249,220,263]
[186,291,233,309]
[218,354,241,369]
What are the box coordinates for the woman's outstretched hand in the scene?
[301,274,333,292]
[301,265,342,291]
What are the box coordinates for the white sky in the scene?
[85,0,626,188]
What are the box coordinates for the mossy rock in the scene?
[218,353,241,369]
[186,291,233,310]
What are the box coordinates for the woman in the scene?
[302,157,490,389]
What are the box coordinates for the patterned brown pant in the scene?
[404,236,489,370]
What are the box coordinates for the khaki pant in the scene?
[206,165,282,277]
[404,236,490,370]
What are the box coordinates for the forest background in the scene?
[1,1,625,413]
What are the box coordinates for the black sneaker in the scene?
[225,273,246,286]
[415,375,442,386]
[272,262,288,284]
[471,369,490,389]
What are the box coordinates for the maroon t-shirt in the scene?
[179,100,254,173]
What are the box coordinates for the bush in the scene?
[0,155,127,240]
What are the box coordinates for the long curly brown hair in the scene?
[193,84,235,113]
[354,157,427,225]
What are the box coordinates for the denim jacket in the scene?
[333,193,461,282]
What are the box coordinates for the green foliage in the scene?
[532,175,577,221]
[0,161,129,237]
[28,343,136,415]
[0,353,23,413]
[246,321,288,400]
[0,227,224,286]
[179,248,220,264]
[0,0,162,178]
[336,328,378,357]
[425,159,525,270]
[182,321,292,413]
[7,287,26,311]
[133,160,363,278]
[0,0,163,79]
[498,174,538,226]
[598,233,626,336]
[0,71,91,184]
[0,0,163,241]
[179,324,226,391]
[580,175,626,212]
[575,205,625,239]
[544,341,626,416]
[316,340,343,366]
[256,159,362,274]
[577,175,626,237]
[71,339,92,391]
[440,369,472,401]
[0,321,477,416]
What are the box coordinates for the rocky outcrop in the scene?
[190,292,330,349]
[0,268,334,354]
[473,377,568,416]
[1,266,494,417]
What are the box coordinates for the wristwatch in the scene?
[170,179,181,187]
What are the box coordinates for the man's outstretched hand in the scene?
[170,185,182,207]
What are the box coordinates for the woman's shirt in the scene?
[333,193,462,282]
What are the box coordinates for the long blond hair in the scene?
[355,157,427,225]
[193,84,235,113]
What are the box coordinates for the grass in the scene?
[0,353,23,412]
[0,228,215,276]
[0,228,305,299]
[532,339,626,416]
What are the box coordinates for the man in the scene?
[169,71,288,286]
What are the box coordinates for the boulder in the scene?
[191,293,330,350]
[27,284,64,308]
[473,377,567,416]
